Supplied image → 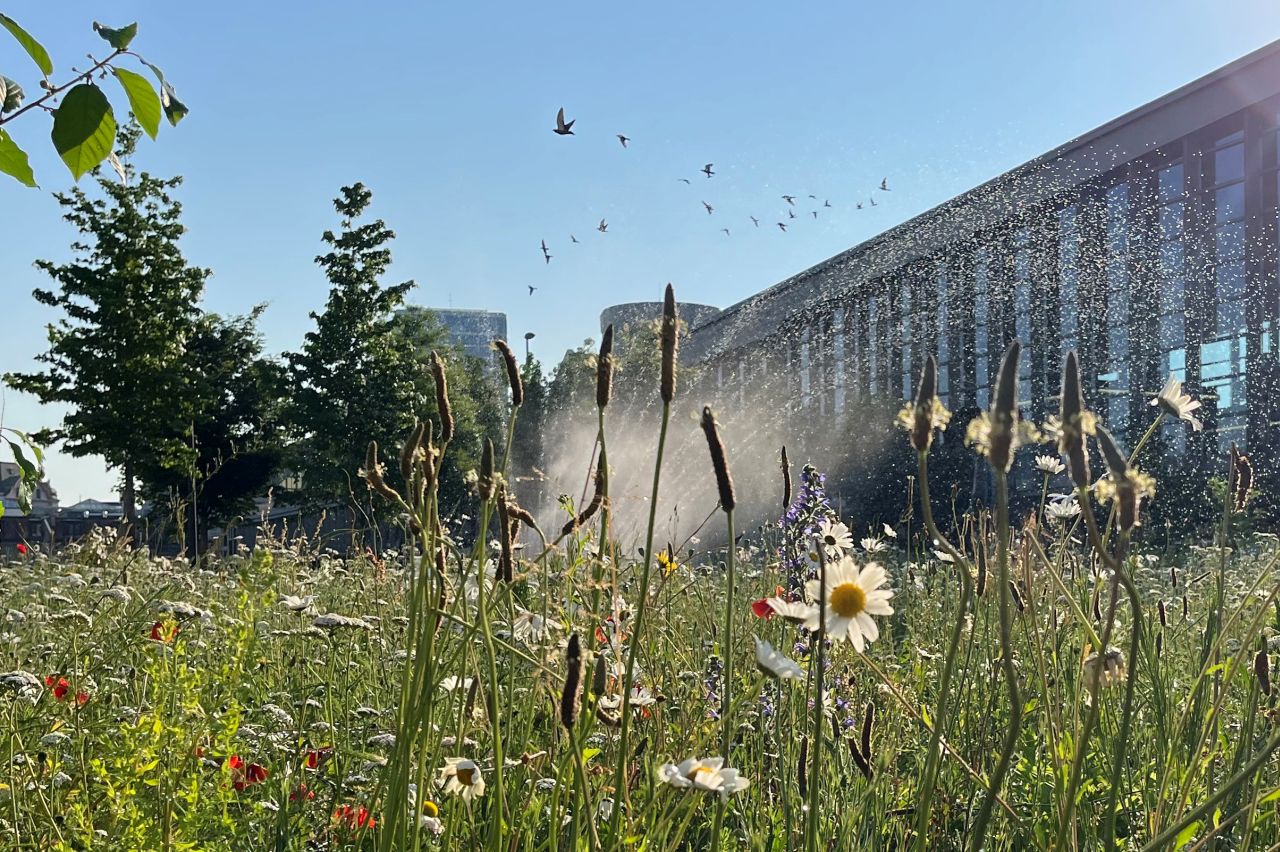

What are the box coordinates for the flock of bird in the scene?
[531,107,892,295]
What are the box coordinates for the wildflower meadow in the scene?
[3,286,1280,851]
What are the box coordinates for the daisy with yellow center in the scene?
[803,557,894,652]
[437,757,485,801]
[1150,374,1202,431]
[657,756,750,799]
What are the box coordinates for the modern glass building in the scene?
[684,40,1280,504]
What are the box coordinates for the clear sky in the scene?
[3,0,1279,503]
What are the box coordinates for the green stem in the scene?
[969,471,1021,849]
[804,541,827,852]
[609,401,672,843]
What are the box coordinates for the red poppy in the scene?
[751,598,774,619]
[75,691,89,706]
[334,804,376,830]
[226,754,268,791]
[290,783,316,802]
[304,747,332,770]
[15,543,28,556]
[246,763,269,784]
[150,621,179,643]
[49,677,71,701]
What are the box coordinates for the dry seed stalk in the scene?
[560,633,583,730]
[660,283,678,403]
[493,339,524,407]
[780,445,792,511]
[596,324,614,410]
[430,351,454,444]
[701,406,736,512]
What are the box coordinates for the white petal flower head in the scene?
[438,757,485,801]
[860,536,887,554]
[818,518,854,553]
[1150,374,1203,431]
[765,597,816,624]
[279,594,317,612]
[1046,498,1082,523]
[881,523,897,539]
[658,756,749,799]
[804,557,894,652]
[754,636,804,680]
[1034,455,1066,476]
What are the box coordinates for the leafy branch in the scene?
[0,426,45,518]
[0,14,187,188]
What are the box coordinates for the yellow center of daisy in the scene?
[823,534,837,546]
[456,766,476,786]
[685,763,712,781]
[830,582,866,618]
[423,800,439,817]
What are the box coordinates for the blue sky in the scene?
[3,0,1279,502]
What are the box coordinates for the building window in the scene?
[974,247,991,409]
[1058,205,1080,355]
[1102,182,1131,434]
[1203,126,1248,448]
[936,264,950,403]
[1014,228,1033,405]
[833,308,846,414]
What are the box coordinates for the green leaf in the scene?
[1174,820,1201,848]
[0,129,35,187]
[160,82,188,127]
[0,13,53,76]
[1,75,24,113]
[92,21,137,51]
[50,84,116,181]
[112,67,160,139]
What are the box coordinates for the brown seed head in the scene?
[560,633,583,730]
[596,324,615,410]
[988,341,1021,472]
[1231,444,1253,513]
[1255,648,1272,697]
[400,419,426,486]
[431,352,454,444]
[478,438,497,502]
[780,445,793,511]
[1059,351,1092,488]
[701,406,736,512]
[660,283,679,404]
[910,355,940,453]
[494,339,524,407]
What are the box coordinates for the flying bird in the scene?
[541,239,549,253]
[824,199,832,208]
[777,222,787,232]
[856,202,863,210]
[540,240,552,263]
[808,194,817,199]
[617,134,630,148]
[721,228,731,236]
[788,209,796,219]
[811,210,818,219]
[750,216,759,227]
[570,234,579,243]
[869,196,878,207]
[879,177,890,191]
[528,285,537,295]
[702,200,714,215]
[782,195,795,206]
[554,107,575,135]
[702,163,715,178]
[598,218,608,233]
[678,178,692,185]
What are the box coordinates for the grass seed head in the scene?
[561,633,583,730]
[596,324,615,410]
[701,406,736,512]
[431,351,454,445]
[493,339,524,407]
[660,283,678,404]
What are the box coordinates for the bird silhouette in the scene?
[678,178,692,185]
[617,134,629,148]
[811,211,818,219]
[869,196,878,207]
[824,199,832,208]
[777,222,788,232]
[788,209,796,219]
[702,163,715,178]
[528,285,537,295]
[570,234,579,243]
[598,219,608,233]
[750,216,759,227]
[540,240,552,263]
[721,228,731,236]
[808,194,817,200]
[554,107,575,135]
[856,202,863,210]
[782,195,795,206]
[879,177,890,191]
[541,239,549,253]
[543,253,552,264]
[702,201,714,215]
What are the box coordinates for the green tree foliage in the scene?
[510,351,548,508]
[0,14,186,187]
[285,183,421,505]
[4,126,208,529]
[138,307,289,550]
[390,307,508,512]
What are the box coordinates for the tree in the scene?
[137,308,288,551]
[4,125,208,531]
[1,15,186,187]
[285,184,424,505]
[510,352,548,509]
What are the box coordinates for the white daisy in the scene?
[803,557,894,652]
[765,597,816,624]
[437,757,485,801]
[1034,455,1066,476]
[860,536,887,554]
[818,518,854,553]
[1046,498,1082,523]
[512,608,556,644]
[753,636,804,680]
[1150,374,1202,431]
[882,523,898,539]
[657,756,750,799]
[279,594,317,612]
